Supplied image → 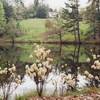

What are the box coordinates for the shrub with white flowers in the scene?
[26,44,53,96]
[0,64,22,100]
[91,60,100,70]
[84,53,100,87]
[64,74,76,90]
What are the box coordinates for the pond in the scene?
[0,43,100,99]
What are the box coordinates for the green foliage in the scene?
[0,1,6,35]
[24,5,35,18]
[36,5,49,18]
[34,0,39,11]
[15,18,87,42]
[61,1,79,31]
[5,18,22,39]
[45,19,57,30]
[62,0,80,42]
[85,0,100,38]
[2,0,14,22]
[61,0,81,42]
[22,0,49,19]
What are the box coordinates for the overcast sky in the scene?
[24,0,88,10]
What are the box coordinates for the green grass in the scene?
[16,19,90,42]
[16,18,46,41]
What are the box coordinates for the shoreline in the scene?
[0,40,100,45]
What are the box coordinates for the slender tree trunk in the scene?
[97,0,100,12]
[11,36,14,44]
[76,0,80,43]
[59,33,62,43]
[36,81,44,97]
[77,22,80,43]
[74,25,77,42]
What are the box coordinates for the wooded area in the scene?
[0,0,100,43]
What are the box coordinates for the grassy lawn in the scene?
[16,19,89,42]
[16,18,47,41]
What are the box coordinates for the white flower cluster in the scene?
[61,64,67,68]
[91,60,100,70]
[86,58,90,62]
[34,45,52,61]
[84,71,94,79]
[26,45,53,81]
[26,64,48,80]
[92,54,100,59]
[86,54,100,63]
[0,64,16,75]
[0,64,22,85]
[84,70,99,81]
[62,74,76,88]
[92,54,97,59]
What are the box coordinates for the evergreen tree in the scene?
[2,0,14,22]
[86,0,100,39]
[61,0,81,42]
[0,1,6,35]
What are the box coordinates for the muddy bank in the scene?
[29,94,100,100]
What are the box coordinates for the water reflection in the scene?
[0,43,100,99]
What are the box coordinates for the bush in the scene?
[5,19,23,38]
[45,20,54,30]
[36,5,49,18]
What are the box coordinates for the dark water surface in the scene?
[0,43,100,73]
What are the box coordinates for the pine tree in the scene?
[0,1,6,35]
[61,0,81,42]
[86,0,100,39]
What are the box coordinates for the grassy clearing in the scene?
[16,19,89,42]
[16,18,46,41]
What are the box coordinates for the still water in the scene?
[0,43,100,99]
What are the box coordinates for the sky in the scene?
[24,0,88,10]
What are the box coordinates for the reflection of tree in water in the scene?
[70,44,80,74]
[50,44,81,91]
[38,44,100,88]
[85,45,100,59]
[46,44,81,75]
[58,44,80,75]
[0,44,25,78]
[0,45,20,67]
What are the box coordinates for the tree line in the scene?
[61,0,100,43]
[0,0,50,40]
[0,0,100,43]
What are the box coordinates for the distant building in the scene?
[48,11,58,18]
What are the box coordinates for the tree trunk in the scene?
[74,25,77,42]
[76,0,81,43]
[59,33,62,43]
[11,36,15,44]
[36,81,44,97]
